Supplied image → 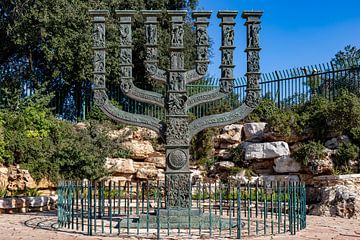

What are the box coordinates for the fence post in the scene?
[275,71,281,108]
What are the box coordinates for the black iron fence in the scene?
[1,59,359,120]
[57,179,306,239]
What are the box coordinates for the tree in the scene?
[330,45,360,97]
[0,0,198,118]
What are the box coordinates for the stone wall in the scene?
[307,174,360,219]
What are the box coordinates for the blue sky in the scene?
[196,0,360,77]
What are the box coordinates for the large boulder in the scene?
[7,166,36,191]
[309,185,360,219]
[273,156,301,173]
[214,124,243,147]
[133,162,158,180]
[244,141,290,160]
[324,135,350,149]
[37,178,55,189]
[108,127,159,141]
[121,140,155,160]
[0,167,8,189]
[243,122,267,141]
[145,152,166,169]
[307,149,335,175]
[215,161,235,170]
[105,158,136,175]
[308,175,360,219]
[133,128,158,140]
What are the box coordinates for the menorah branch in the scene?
[90,10,164,136]
[142,10,167,83]
[187,11,237,110]
[189,11,263,137]
[117,11,165,108]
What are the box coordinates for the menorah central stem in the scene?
[165,10,191,208]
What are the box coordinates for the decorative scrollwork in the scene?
[196,63,208,75]
[120,24,131,46]
[248,24,260,48]
[166,174,190,208]
[245,90,260,108]
[169,72,184,91]
[197,26,208,45]
[121,79,132,93]
[171,24,184,47]
[168,93,187,115]
[145,63,157,75]
[220,80,234,93]
[146,48,157,61]
[94,51,105,72]
[168,149,187,170]
[94,74,105,87]
[146,24,157,45]
[93,23,105,48]
[120,48,132,64]
[197,47,208,61]
[166,118,189,145]
[94,90,108,107]
[248,51,260,72]
[223,26,234,46]
[247,74,259,89]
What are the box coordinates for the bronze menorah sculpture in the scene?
[89,9,262,208]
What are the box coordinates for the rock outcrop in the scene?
[244,141,290,160]
[308,174,360,219]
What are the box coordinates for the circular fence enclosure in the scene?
[57,179,306,239]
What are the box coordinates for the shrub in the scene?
[247,98,279,122]
[349,127,360,146]
[0,95,112,183]
[292,141,326,166]
[327,90,360,136]
[335,142,359,168]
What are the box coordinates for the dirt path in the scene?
[0,212,359,240]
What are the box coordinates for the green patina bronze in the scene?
[89,9,262,208]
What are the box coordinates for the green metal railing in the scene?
[1,59,358,120]
[58,179,306,239]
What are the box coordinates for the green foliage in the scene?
[327,91,360,136]
[190,92,240,162]
[247,98,279,122]
[228,167,254,178]
[0,0,199,113]
[0,94,112,182]
[198,157,217,171]
[252,90,360,142]
[350,127,360,146]
[335,142,359,167]
[114,148,133,159]
[25,188,41,197]
[332,45,360,67]
[0,188,7,198]
[292,141,326,166]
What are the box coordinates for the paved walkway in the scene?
[0,211,359,239]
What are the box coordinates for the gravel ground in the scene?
[0,211,359,240]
